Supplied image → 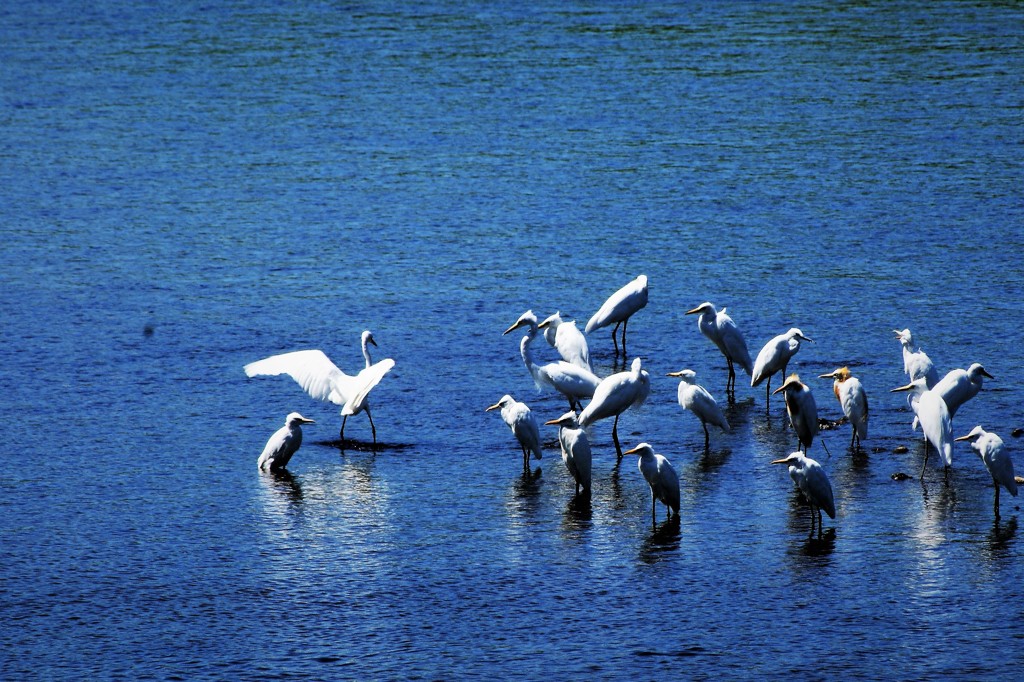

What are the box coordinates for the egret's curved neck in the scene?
[362,337,373,369]
[520,331,546,386]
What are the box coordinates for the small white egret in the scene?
[486,394,543,469]
[955,425,1018,517]
[892,378,953,480]
[772,373,819,453]
[685,302,753,394]
[934,363,993,419]
[578,357,651,458]
[895,328,939,388]
[504,311,601,410]
[257,412,315,472]
[538,311,591,371]
[666,368,730,448]
[623,442,680,524]
[244,330,395,446]
[771,451,836,537]
[545,411,592,496]
[585,274,648,357]
[751,328,813,404]
[819,367,868,448]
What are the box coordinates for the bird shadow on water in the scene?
[984,515,1018,558]
[560,493,593,539]
[314,439,414,455]
[638,515,681,565]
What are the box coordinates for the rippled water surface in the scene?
[2,1,1023,679]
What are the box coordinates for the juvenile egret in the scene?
[538,311,591,371]
[257,412,315,472]
[504,311,600,410]
[244,330,395,446]
[578,357,651,458]
[623,442,680,524]
[772,374,819,453]
[892,378,953,480]
[486,394,543,469]
[545,411,592,496]
[685,302,753,394]
[819,367,868,448]
[585,274,648,357]
[771,451,836,537]
[666,368,730,448]
[751,328,813,404]
[895,329,939,387]
[955,426,1018,517]
[934,363,993,419]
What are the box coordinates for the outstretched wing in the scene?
[342,358,395,415]
[244,350,349,405]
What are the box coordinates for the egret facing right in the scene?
[773,373,819,453]
[585,274,648,357]
[666,368,730,448]
[486,394,542,470]
[934,363,993,419]
[623,442,680,524]
[751,328,813,405]
[545,410,593,496]
[257,412,315,472]
[771,451,835,537]
[685,302,753,395]
[955,425,1017,517]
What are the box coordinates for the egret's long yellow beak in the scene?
[819,371,837,379]
[772,384,787,395]
[502,321,522,336]
[485,402,502,412]
[622,445,643,456]
[544,417,562,426]
[770,457,791,465]
[666,370,685,377]
[953,434,973,442]
[890,383,914,393]
[684,306,702,315]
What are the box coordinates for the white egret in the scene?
[244,330,395,446]
[751,328,813,404]
[819,367,868,448]
[772,373,819,453]
[895,328,939,387]
[504,311,601,410]
[666,368,730,448]
[623,442,680,524]
[545,410,592,496]
[955,425,1018,517]
[585,274,648,357]
[538,311,591,371]
[771,451,836,537]
[257,412,315,472]
[934,363,993,419]
[892,378,953,480]
[578,357,651,458]
[486,394,543,469]
[685,302,753,394]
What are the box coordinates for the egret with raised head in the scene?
[892,378,953,480]
[819,367,868,448]
[686,302,753,395]
[955,426,1017,517]
[751,328,812,405]
[504,311,600,410]
[666,368,730,448]
[623,442,680,524]
[257,412,315,472]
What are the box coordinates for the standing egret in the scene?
[685,302,753,395]
[666,368,730,449]
[895,328,939,388]
[538,311,591,371]
[751,328,813,405]
[773,374,819,453]
[955,426,1018,517]
[545,411,592,496]
[578,357,651,458]
[934,363,993,419]
[819,367,868,448]
[257,412,315,472]
[244,330,395,447]
[585,274,648,357]
[486,394,543,469]
[771,451,836,537]
[504,311,601,410]
[892,378,953,480]
[623,442,680,524]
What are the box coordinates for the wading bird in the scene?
[623,442,680,524]
[487,394,542,469]
[244,330,395,446]
[504,311,600,410]
[685,302,753,395]
[751,328,813,405]
[773,374,819,453]
[819,367,868,448]
[578,357,651,458]
[892,378,953,480]
[538,311,591,371]
[934,363,993,419]
[585,274,648,357]
[955,425,1017,517]
[257,412,315,472]
[771,451,836,537]
[895,328,939,388]
[666,368,730,448]
[545,410,592,496]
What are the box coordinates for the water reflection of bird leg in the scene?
[612,414,622,459]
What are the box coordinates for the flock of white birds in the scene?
[242,275,1018,534]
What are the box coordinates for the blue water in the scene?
[2,1,1023,678]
